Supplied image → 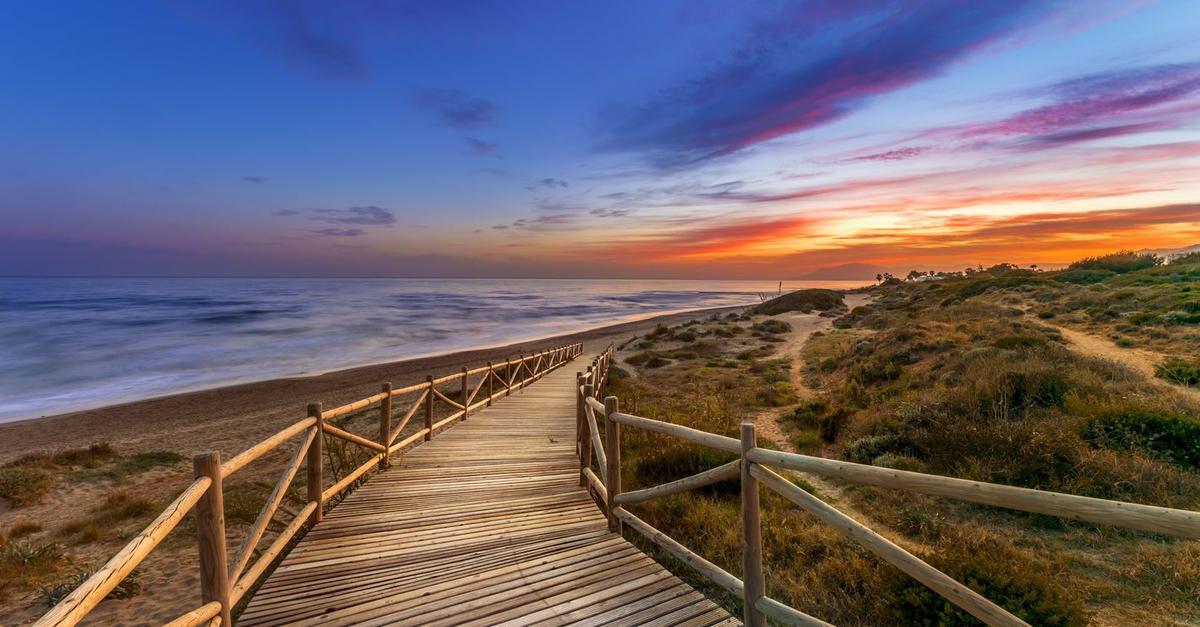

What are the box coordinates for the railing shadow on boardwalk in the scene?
[36,343,583,627]
[575,347,1200,627]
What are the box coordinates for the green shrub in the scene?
[1082,407,1200,470]
[751,319,792,334]
[755,382,798,407]
[783,399,827,428]
[753,289,845,315]
[107,451,185,479]
[1036,311,1056,319]
[844,434,922,464]
[790,431,822,454]
[0,467,53,507]
[627,351,669,368]
[1054,268,1114,285]
[993,335,1048,350]
[7,443,118,469]
[1068,250,1161,274]
[1156,358,1200,386]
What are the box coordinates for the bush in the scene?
[0,467,53,507]
[106,451,185,479]
[1082,407,1200,470]
[993,335,1048,350]
[791,431,822,454]
[7,443,118,469]
[1054,268,1114,285]
[627,351,669,368]
[885,536,1087,626]
[1068,250,1162,274]
[1156,358,1200,386]
[753,289,845,315]
[755,382,798,407]
[844,434,922,464]
[9,522,43,539]
[751,319,792,334]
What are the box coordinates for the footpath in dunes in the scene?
[239,360,737,626]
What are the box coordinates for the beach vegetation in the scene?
[0,467,54,507]
[607,254,1200,621]
[58,491,156,545]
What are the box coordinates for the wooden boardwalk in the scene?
[240,360,737,626]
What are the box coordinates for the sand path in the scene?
[747,294,886,528]
[1044,322,1200,403]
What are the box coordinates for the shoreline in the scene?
[0,304,747,462]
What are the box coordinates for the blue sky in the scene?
[2,1,1199,277]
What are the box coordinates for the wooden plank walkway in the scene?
[240,359,737,626]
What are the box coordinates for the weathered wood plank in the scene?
[239,358,734,627]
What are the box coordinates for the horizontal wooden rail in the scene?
[614,460,739,506]
[751,464,1026,627]
[37,340,582,627]
[162,601,222,627]
[755,597,832,627]
[324,392,388,420]
[610,411,741,454]
[746,447,1200,539]
[220,418,315,478]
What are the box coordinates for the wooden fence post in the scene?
[604,395,622,533]
[461,367,469,419]
[580,379,595,487]
[424,375,434,440]
[380,383,392,470]
[486,362,494,406]
[193,452,233,627]
[504,359,512,396]
[741,422,765,627]
[306,403,323,526]
[577,375,588,487]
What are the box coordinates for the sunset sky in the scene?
[2,0,1199,278]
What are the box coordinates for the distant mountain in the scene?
[1138,243,1200,259]
[794,263,888,280]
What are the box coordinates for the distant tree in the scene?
[1069,250,1162,274]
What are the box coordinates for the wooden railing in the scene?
[576,348,1200,627]
[36,342,583,627]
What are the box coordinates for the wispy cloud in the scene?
[464,137,501,158]
[954,63,1200,148]
[851,147,927,161]
[242,175,268,183]
[311,206,396,225]
[600,0,1061,166]
[310,227,365,237]
[416,89,498,128]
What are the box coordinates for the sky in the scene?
[2,0,1199,279]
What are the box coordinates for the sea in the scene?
[0,278,866,423]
